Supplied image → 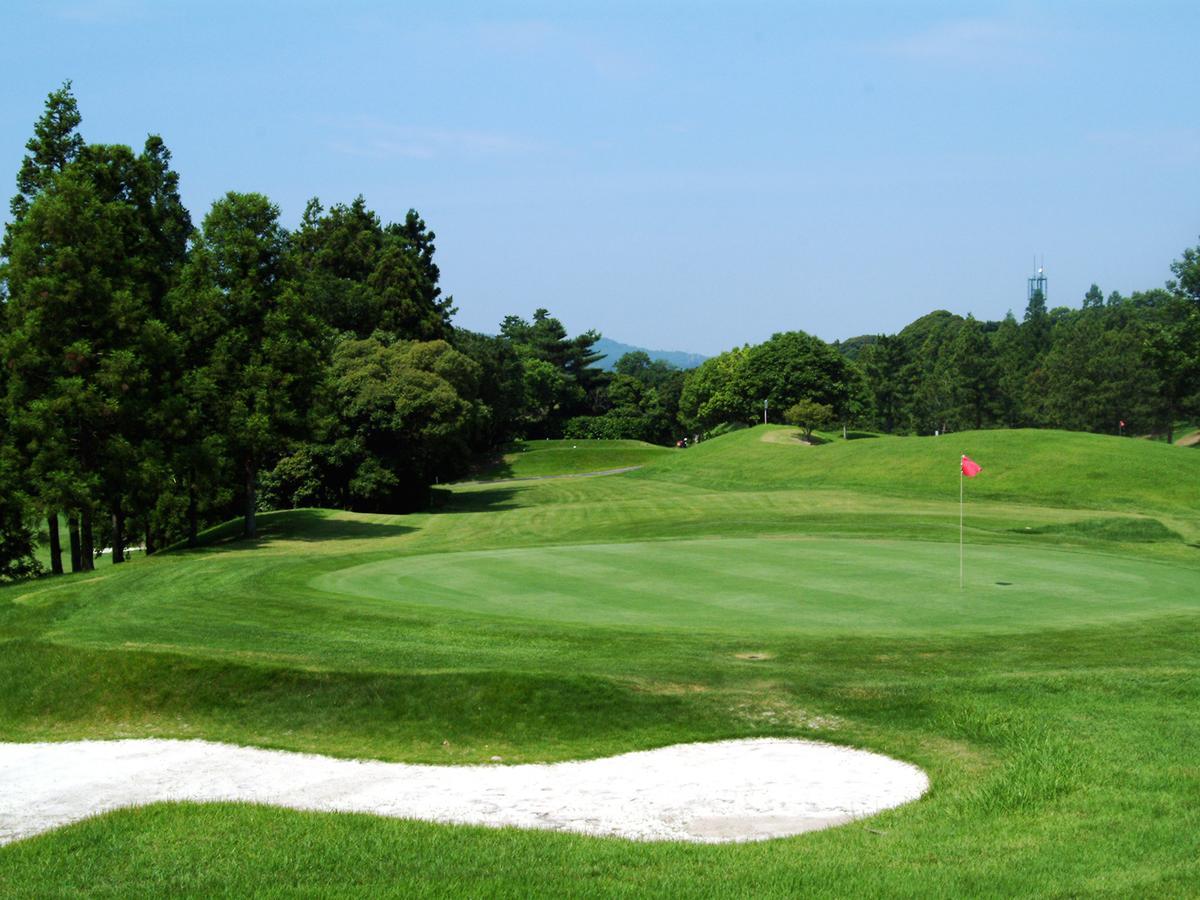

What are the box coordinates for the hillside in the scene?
[592,337,708,371]
[466,439,674,480]
[634,425,1200,520]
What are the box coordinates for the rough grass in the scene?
[2,430,1199,897]
[1014,516,1183,543]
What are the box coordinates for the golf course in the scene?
[1,425,1198,896]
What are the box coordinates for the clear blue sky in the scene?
[4,1,1198,355]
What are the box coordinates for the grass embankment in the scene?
[466,438,672,480]
[2,431,1199,896]
[638,425,1197,516]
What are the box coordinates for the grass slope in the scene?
[639,425,1200,517]
[467,439,673,480]
[2,429,1199,897]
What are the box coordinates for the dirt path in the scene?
[760,429,813,446]
[0,738,928,845]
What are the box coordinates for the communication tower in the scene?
[1027,256,1047,303]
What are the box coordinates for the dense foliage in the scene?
[851,286,1199,439]
[0,85,613,573]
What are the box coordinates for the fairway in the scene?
[315,536,1200,634]
[3,428,1200,897]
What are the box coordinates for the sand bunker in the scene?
[0,737,927,845]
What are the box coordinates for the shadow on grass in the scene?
[432,487,523,514]
[179,509,415,552]
[256,511,415,542]
[460,453,513,482]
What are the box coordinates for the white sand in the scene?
[0,737,927,846]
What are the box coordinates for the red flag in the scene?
[961,455,982,477]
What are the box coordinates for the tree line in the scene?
[674,271,1198,441]
[849,277,1200,441]
[0,84,630,577]
[2,83,1198,579]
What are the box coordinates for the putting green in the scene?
[313,537,1200,635]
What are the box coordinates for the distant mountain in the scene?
[592,337,710,372]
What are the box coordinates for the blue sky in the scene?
[3,1,1198,355]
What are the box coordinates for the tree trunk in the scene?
[244,456,257,539]
[111,504,125,564]
[48,513,64,575]
[68,515,82,572]
[187,478,198,548]
[144,519,156,556]
[80,509,95,571]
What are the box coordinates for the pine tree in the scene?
[7,81,84,229]
[170,193,322,538]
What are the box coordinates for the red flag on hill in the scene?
[961,455,982,477]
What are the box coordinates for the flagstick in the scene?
[959,456,964,590]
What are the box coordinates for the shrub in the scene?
[784,399,835,440]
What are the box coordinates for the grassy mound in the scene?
[637,425,1200,515]
[3,428,1200,895]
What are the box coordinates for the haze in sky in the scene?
[3,1,1198,355]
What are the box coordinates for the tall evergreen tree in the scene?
[991,313,1029,427]
[1040,309,1160,433]
[1082,284,1105,309]
[3,156,132,570]
[2,83,87,573]
[891,314,961,433]
[291,197,454,342]
[6,81,84,230]
[169,192,322,538]
[859,334,907,433]
[500,309,606,435]
[451,330,526,448]
[946,315,998,430]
